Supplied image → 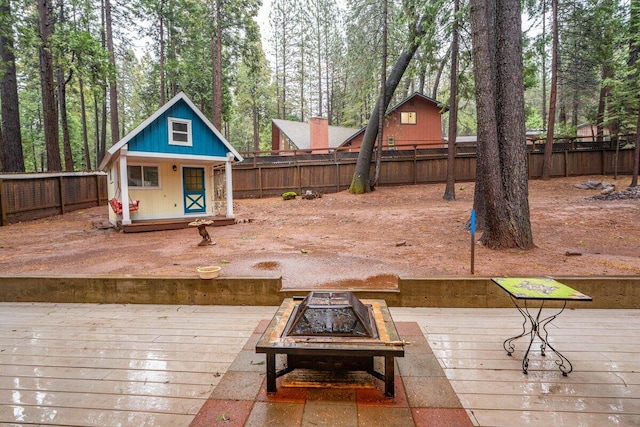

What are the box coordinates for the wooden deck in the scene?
[1,303,638,426]
[117,216,236,233]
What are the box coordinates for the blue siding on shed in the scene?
[127,99,228,157]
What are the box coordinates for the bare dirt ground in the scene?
[1,175,639,289]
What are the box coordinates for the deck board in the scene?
[1,303,639,426]
[390,307,640,426]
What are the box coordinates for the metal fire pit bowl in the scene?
[256,291,404,397]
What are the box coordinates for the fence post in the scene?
[58,175,65,215]
[413,145,418,184]
[96,174,102,206]
[0,179,5,226]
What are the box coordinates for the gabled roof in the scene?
[272,119,360,150]
[340,92,447,147]
[387,91,448,116]
[99,92,242,170]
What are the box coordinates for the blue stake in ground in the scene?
[470,209,476,274]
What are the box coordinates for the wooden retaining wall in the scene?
[1,275,638,308]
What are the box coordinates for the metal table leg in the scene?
[384,356,395,397]
[266,353,277,393]
[503,296,573,376]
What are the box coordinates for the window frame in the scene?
[400,111,417,125]
[168,117,193,146]
[127,164,161,189]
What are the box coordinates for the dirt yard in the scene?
[1,175,639,289]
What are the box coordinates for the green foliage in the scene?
[282,191,297,200]
[4,0,640,174]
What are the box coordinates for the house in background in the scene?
[99,92,243,232]
[338,92,447,152]
[271,92,447,154]
[271,117,359,154]
[576,123,610,142]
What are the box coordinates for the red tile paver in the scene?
[412,408,474,427]
[192,320,474,426]
[254,319,271,334]
[190,399,253,427]
[358,406,415,427]
[257,379,309,403]
[395,321,424,336]
[356,377,408,407]
[244,401,305,427]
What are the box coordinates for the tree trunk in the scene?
[0,0,24,172]
[38,0,61,172]
[0,122,3,171]
[100,86,108,164]
[252,100,260,152]
[431,50,449,100]
[104,0,119,143]
[211,0,223,129]
[470,0,534,250]
[349,15,428,194]
[470,0,502,235]
[541,0,547,131]
[596,65,611,142]
[56,0,73,171]
[159,4,166,104]
[443,0,459,201]
[57,68,74,171]
[373,0,388,188]
[632,105,639,187]
[316,22,323,117]
[79,78,91,170]
[494,0,533,248]
[631,0,639,186]
[542,0,558,180]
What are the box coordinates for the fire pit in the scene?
[256,291,404,397]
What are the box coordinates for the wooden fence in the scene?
[0,147,635,226]
[0,172,107,226]
[232,147,636,198]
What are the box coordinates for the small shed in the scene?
[98,92,243,232]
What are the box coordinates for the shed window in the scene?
[168,118,192,146]
[400,112,417,125]
[127,165,159,188]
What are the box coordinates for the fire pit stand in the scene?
[256,293,404,397]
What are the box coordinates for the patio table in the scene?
[492,277,592,376]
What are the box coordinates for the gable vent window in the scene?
[169,118,192,146]
[400,112,417,125]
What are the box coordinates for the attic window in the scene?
[400,112,417,125]
[168,117,192,146]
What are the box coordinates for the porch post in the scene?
[225,152,235,218]
[119,148,131,225]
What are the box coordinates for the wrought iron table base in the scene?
[503,296,573,376]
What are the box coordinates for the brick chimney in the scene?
[309,117,329,152]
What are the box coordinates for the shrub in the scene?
[282,191,297,200]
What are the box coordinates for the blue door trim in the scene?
[183,167,206,214]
